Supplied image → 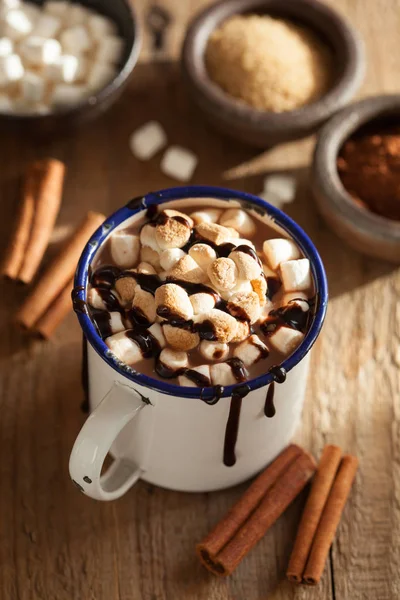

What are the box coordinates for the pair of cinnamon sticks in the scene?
[197,444,358,585]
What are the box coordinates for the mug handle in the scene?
[69,381,152,501]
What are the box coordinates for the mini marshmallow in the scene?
[137,262,156,275]
[251,276,268,306]
[96,34,123,65]
[226,237,255,249]
[230,319,251,343]
[33,13,61,37]
[190,292,216,315]
[160,145,198,182]
[263,238,301,270]
[88,13,116,40]
[264,174,296,203]
[163,209,194,228]
[268,326,304,355]
[263,262,276,278]
[155,212,192,249]
[46,53,87,83]
[110,231,140,269]
[87,61,115,91]
[229,249,261,280]
[155,283,193,321]
[233,334,269,367]
[280,258,311,292]
[132,286,156,324]
[190,209,222,225]
[158,348,188,371]
[64,3,91,26]
[189,243,217,269]
[148,322,166,349]
[0,53,24,83]
[163,324,200,351]
[200,340,229,362]
[178,364,211,387]
[129,120,167,161]
[0,38,13,57]
[108,312,125,335]
[21,70,45,103]
[140,224,160,252]
[87,287,107,310]
[140,246,161,270]
[227,291,261,324]
[196,222,238,246]
[114,274,137,306]
[210,363,237,386]
[195,309,237,343]
[207,257,238,291]
[20,37,61,67]
[159,248,186,271]
[51,83,88,106]
[4,9,34,39]
[282,291,309,305]
[22,3,40,23]
[106,331,142,365]
[169,254,207,284]
[219,209,256,237]
[60,26,92,54]
[44,1,69,17]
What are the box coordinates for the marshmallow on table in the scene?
[169,254,207,284]
[88,13,116,40]
[163,324,200,351]
[148,322,166,349]
[4,9,34,39]
[110,231,140,269]
[210,362,238,386]
[60,26,92,54]
[0,38,13,57]
[233,334,269,367]
[20,37,61,67]
[190,209,222,225]
[0,54,24,84]
[280,258,311,292]
[268,326,304,355]
[200,340,229,362]
[130,121,167,161]
[195,309,238,344]
[178,364,211,387]
[155,283,194,321]
[190,292,216,315]
[159,248,186,271]
[51,83,88,106]
[21,70,45,103]
[264,174,297,204]
[33,13,62,37]
[227,291,261,324]
[158,348,188,371]
[106,331,142,365]
[161,145,198,183]
[263,238,301,270]
[97,34,123,65]
[207,257,238,292]
[87,61,115,91]
[44,1,69,17]
[132,286,156,324]
[219,209,256,237]
[189,244,217,269]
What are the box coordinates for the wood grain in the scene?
[0,0,399,598]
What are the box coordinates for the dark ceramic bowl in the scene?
[0,0,141,136]
[181,0,365,148]
[312,95,400,263]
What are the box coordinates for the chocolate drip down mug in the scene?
[69,186,328,500]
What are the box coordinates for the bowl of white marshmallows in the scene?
[0,0,140,132]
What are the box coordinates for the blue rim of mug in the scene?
[74,186,328,400]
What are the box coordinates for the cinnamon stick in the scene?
[18,159,65,284]
[197,448,317,576]
[16,211,105,330]
[302,455,359,585]
[33,279,74,339]
[286,445,342,583]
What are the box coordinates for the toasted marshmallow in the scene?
[251,277,268,306]
[137,262,156,275]
[158,270,168,281]
[160,248,186,271]
[106,331,142,365]
[227,237,255,249]
[155,213,192,249]
[158,348,188,371]
[200,340,229,362]
[163,209,194,228]
[230,320,251,343]
[280,258,311,292]
[210,363,237,386]
[229,250,261,280]
[140,223,160,252]
[190,209,222,225]
[268,326,304,355]
[114,274,137,306]
[207,258,238,291]
[263,238,301,270]
[196,222,238,246]
[233,334,269,367]
[140,246,161,270]
[108,312,125,335]
[148,322,166,349]
[189,243,217,269]
[227,291,261,324]
[219,209,256,237]
[195,309,237,343]
[190,292,216,315]
[110,231,140,269]
[178,364,211,387]
[163,324,200,351]
[169,254,207,284]
[132,286,156,324]
[87,287,106,310]
[155,283,193,321]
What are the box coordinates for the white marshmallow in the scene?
[21,70,45,103]
[233,334,268,367]
[110,231,140,269]
[0,54,24,84]
[159,248,186,271]
[51,83,88,106]
[178,364,211,387]
[96,34,124,65]
[20,37,61,67]
[21,2,40,23]
[258,190,284,209]
[87,287,107,310]
[137,262,156,275]
[190,292,215,315]
[4,9,34,39]
[263,238,301,270]
[161,145,198,182]
[158,348,188,371]
[89,14,117,40]
[64,3,91,26]
[33,13,61,37]
[60,26,92,54]
[140,246,161,270]
[44,1,69,17]
[264,174,296,203]
[200,340,229,362]
[219,209,256,237]
[140,223,161,253]
[282,291,309,305]
[0,94,13,111]
[268,326,304,355]
[0,38,13,57]
[148,322,166,349]
[189,243,217,269]
[106,331,142,365]
[190,209,222,225]
[280,258,311,292]
[45,53,86,83]
[129,120,167,161]
[87,61,115,91]
[210,363,237,386]
[109,312,125,334]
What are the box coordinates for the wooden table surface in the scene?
[0,1,399,599]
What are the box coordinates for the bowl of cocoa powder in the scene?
[181,0,365,147]
[312,94,400,263]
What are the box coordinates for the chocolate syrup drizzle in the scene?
[264,382,276,417]
[223,384,250,467]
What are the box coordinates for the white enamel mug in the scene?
[69,187,328,500]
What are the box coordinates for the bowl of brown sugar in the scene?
[312,95,400,263]
[181,0,365,147]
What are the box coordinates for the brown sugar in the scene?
[205,14,332,113]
